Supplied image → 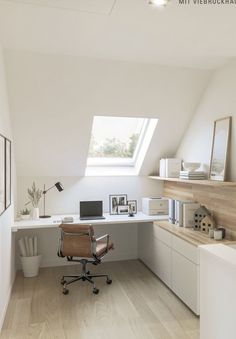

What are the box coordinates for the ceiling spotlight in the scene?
[149,0,169,7]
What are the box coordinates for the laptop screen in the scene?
[80,201,103,218]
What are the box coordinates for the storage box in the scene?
[165,158,182,178]
[142,198,169,215]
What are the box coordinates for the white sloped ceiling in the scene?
[5,50,211,176]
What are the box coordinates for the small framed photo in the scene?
[127,200,137,214]
[0,134,5,216]
[5,138,11,209]
[117,205,129,215]
[109,194,127,215]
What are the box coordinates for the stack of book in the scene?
[179,171,206,180]
[169,198,200,227]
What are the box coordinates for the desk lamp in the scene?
[40,182,64,218]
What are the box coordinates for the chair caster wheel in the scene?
[63,288,69,295]
[61,279,66,285]
[93,288,99,295]
[106,279,112,285]
[87,271,90,275]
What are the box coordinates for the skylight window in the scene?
[86,116,158,176]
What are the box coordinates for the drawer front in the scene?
[172,250,199,315]
[172,234,199,264]
[153,223,172,247]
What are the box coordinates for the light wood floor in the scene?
[1,260,199,339]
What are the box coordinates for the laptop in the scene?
[79,201,105,220]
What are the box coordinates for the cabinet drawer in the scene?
[153,223,172,247]
[172,234,199,264]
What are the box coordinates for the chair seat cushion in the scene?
[96,241,114,257]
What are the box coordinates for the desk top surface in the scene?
[12,212,168,232]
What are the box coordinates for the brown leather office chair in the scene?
[58,224,114,295]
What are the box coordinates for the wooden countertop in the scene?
[154,220,236,247]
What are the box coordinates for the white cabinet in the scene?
[153,237,172,288]
[138,223,200,315]
[172,250,199,314]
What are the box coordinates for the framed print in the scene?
[127,200,137,214]
[210,116,231,181]
[5,138,11,209]
[117,205,129,215]
[0,134,5,216]
[109,194,127,215]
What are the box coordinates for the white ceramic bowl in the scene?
[183,162,201,172]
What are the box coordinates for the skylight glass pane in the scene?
[88,116,145,159]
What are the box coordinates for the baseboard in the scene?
[0,272,16,333]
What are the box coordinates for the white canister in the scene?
[209,228,214,238]
[214,229,223,241]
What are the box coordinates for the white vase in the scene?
[32,207,39,220]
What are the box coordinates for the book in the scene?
[168,199,175,224]
[159,158,166,177]
[183,202,200,228]
[175,200,194,227]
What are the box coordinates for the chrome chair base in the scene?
[61,258,112,295]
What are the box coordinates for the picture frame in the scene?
[117,205,129,215]
[109,194,127,215]
[209,116,231,181]
[0,134,5,216]
[127,200,137,214]
[5,138,11,209]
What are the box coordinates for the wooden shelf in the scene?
[148,176,236,187]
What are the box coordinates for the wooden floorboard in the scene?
[1,260,199,339]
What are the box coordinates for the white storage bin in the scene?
[20,254,42,277]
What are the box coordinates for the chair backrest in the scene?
[59,224,95,258]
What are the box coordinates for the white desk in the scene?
[12,212,168,232]
[13,212,168,268]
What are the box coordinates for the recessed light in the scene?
[149,0,168,7]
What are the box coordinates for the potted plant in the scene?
[20,208,31,220]
[27,182,42,219]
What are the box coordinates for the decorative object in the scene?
[194,206,209,230]
[32,207,39,220]
[210,116,231,181]
[20,208,31,220]
[0,134,5,216]
[208,227,214,238]
[214,229,223,240]
[117,205,129,215]
[5,138,11,209]
[218,227,226,238]
[109,194,127,215]
[183,162,201,172]
[200,215,215,234]
[40,182,64,218]
[127,200,137,215]
[27,182,42,208]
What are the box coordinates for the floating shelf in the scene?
[148,176,236,187]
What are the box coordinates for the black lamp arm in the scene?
[43,185,55,194]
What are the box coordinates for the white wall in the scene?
[17,176,163,215]
[0,46,16,331]
[176,60,236,180]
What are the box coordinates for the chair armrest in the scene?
[92,234,109,255]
